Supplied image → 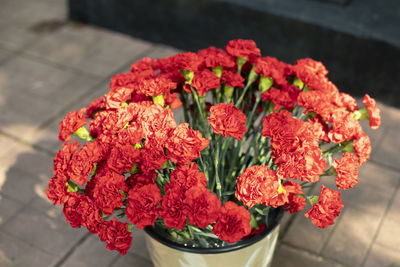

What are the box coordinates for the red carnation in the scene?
[98,217,132,255]
[135,76,177,97]
[46,176,70,206]
[126,183,161,229]
[225,39,261,59]
[165,123,209,164]
[167,162,207,192]
[305,185,343,228]
[212,201,251,243]
[197,47,236,68]
[107,143,141,173]
[130,57,155,73]
[353,133,371,166]
[235,165,279,208]
[185,187,221,228]
[207,103,247,141]
[293,58,328,85]
[67,142,102,186]
[254,57,292,86]
[268,180,304,209]
[327,108,362,143]
[362,94,381,130]
[58,108,88,141]
[190,69,220,96]
[53,141,80,180]
[332,152,360,190]
[63,193,102,234]
[104,88,133,109]
[159,185,188,229]
[221,70,245,88]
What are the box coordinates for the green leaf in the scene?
[127,223,133,232]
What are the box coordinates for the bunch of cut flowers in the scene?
[46,39,381,255]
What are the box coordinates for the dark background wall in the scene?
[69,0,400,107]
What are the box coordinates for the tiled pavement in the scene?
[0,1,399,266]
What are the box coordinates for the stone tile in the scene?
[61,235,119,267]
[357,161,400,191]
[25,23,154,76]
[321,206,381,266]
[283,209,335,254]
[363,243,400,267]
[0,55,98,140]
[31,81,110,153]
[0,0,66,50]
[0,49,13,65]
[1,207,87,256]
[0,135,19,158]
[144,45,182,59]
[374,218,400,251]
[128,227,151,261]
[0,167,41,204]
[0,231,58,267]
[372,126,400,171]
[272,244,337,267]
[111,253,153,267]
[386,185,400,223]
[0,195,23,225]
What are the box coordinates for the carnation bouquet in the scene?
[46,39,381,255]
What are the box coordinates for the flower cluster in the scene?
[47,39,381,254]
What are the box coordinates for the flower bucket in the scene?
[144,208,283,267]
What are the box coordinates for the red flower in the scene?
[165,123,209,164]
[339,93,358,112]
[305,185,343,228]
[190,69,220,96]
[207,103,247,141]
[293,58,328,86]
[135,76,177,97]
[362,94,381,130]
[98,217,132,255]
[104,88,133,109]
[353,133,371,166]
[155,52,203,72]
[159,185,187,229]
[167,162,207,192]
[327,108,362,143]
[107,143,141,173]
[46,176,69,206]
[130,57,155,73]
[212,201,251,243]
[332,152,360,190]
[221,70,244,88]
[235,165,279,208]
[254,57,292,86]
[126,183,161,229]
[53,141,80,180]
[197,46,235,68]
[89,107,133,137]
[268,180,304,209]
[67,142,102,186]
[185,187,221,228]
[86,166,128,216]
[63,193,102,234]
[225,39,261,59]
[126,170,157,189]
[58,108,88,141]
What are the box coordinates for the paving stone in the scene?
[0,55,98,140]
[0,135,19,159]
[31,81,110,153]
[0,167,42,204]
[271,244,337,267]
[0,49,13,65]
[61,235,119,267]
[386,185,400,223]
[0,0,66,50]
[363,242,400,267]
[321,206,382,266]
[0,231,58,267]
[0,195,23,225]
[374,218,400,251]
[128,227,151,261]
[357,161,400,191]
[283,209,335,254]
[111,253,153,267]
[25,23,154,76]
[372,127,400,171]
[1,207,87,256]
[144,45,182,59]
